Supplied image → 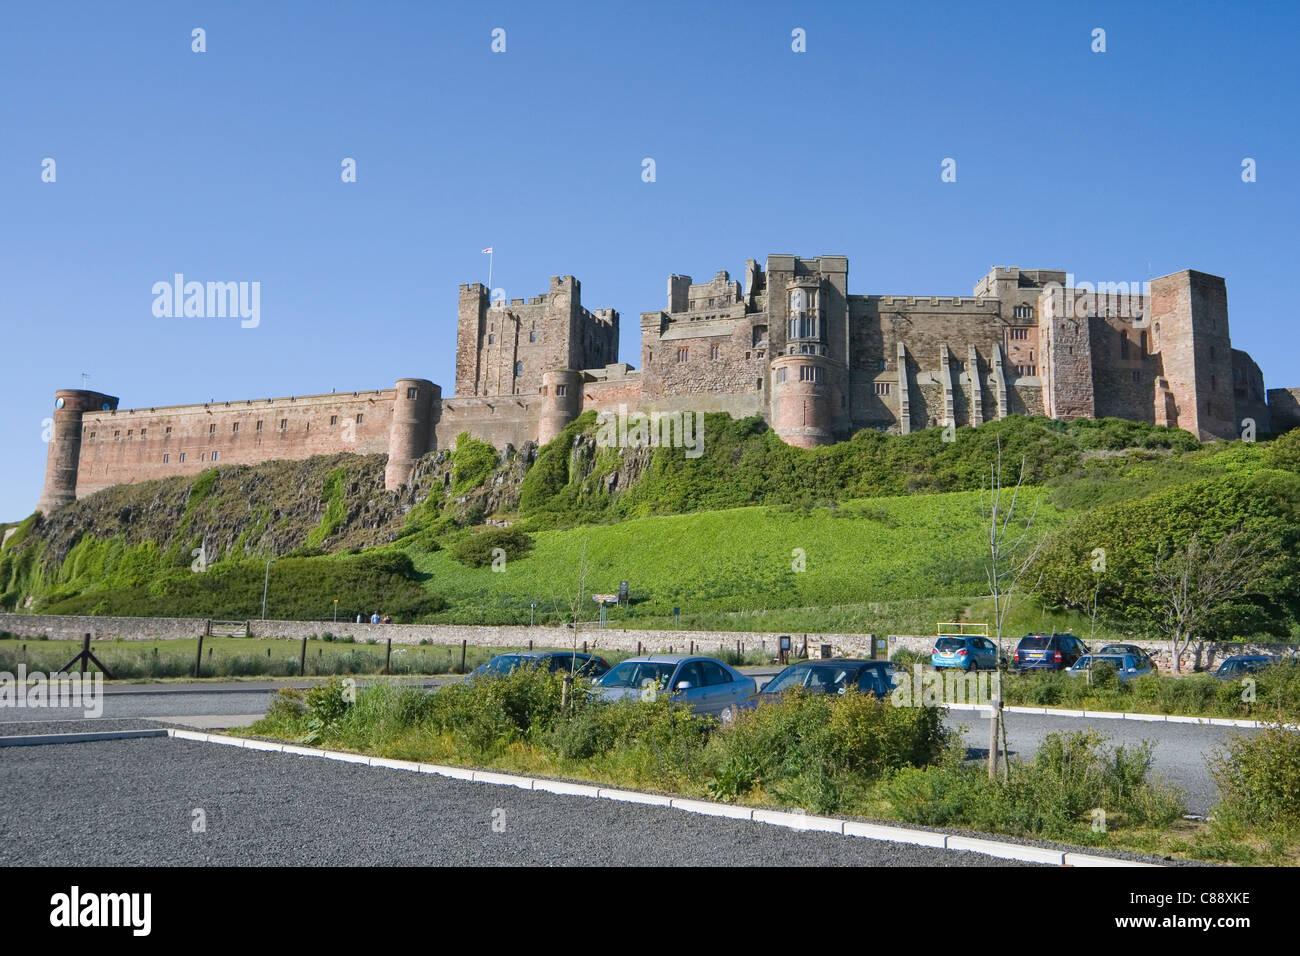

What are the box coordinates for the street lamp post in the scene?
[261,559,276,620]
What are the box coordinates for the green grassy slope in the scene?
[409,488,1077,633]
[4,417,1296,641]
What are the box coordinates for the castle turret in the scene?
[385,378,439,490]
[770,354,835,447]
[538,369,582,445]
[36,389,119,515]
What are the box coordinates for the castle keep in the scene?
[37,255,1296,514]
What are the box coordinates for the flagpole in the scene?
[487,250,493,291]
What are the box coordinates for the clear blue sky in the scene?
[3,0,1297,520]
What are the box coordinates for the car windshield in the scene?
[599,660,677,690]
[483,655,526,675]
[1098,645,1136,655]
[1074,656,1125,669]
[764,663,855,695]
[1018,636,1051,649]
[935,638,967,651]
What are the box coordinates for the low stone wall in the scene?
[0,612,1294,672]
[0,612,891,657]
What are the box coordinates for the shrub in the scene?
[880,730,1184,838]
[451,434,498,495]
[451,528,534,568]
[1267,428,1300,473]
[891,648,925,668]
[706,690,947,812]
[412,665,568,756]
[265,687,307,722]
[303,678,353,744]
[1209,724,1300,832]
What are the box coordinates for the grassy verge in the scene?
[979,662,1300,723]
[0,636,635,681]
[232,670,1252,861]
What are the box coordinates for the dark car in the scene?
[1013,633,1088,671]
[469,651,611,681]
[749,659,897,703]
[1213,655,1278,680]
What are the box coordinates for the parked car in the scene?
[591,655,757,721]
[931,636,1001,671]
[469,651,611,681]
[1213,655,1278,680]
[1066,653,1153,681]
[1097,644,1157,668]
[746,659,896,705]
[1013,633,1088,671]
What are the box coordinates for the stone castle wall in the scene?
[74,391,397,498]
[36,256,1296,515]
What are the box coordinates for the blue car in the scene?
[932,636,1000,671]
[747,659,897,703]
[1066,654,1153,681]
[469,651,611,681]
[1213,655,1277,680]
[591,655,757,721]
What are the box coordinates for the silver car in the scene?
[591,655,757,722]
[1066,653,1154,681]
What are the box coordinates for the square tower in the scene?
[454,276,617,397]
[1148,270,1237,440]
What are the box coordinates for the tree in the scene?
[559,538,592,705]
[980,439,1048,657]
[979,438,1048,781]
[1152,528,1279,673]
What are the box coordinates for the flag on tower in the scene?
[481,247,493,254]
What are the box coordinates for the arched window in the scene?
[514,361,523,378]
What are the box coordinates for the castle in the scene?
[36,255,1300,515]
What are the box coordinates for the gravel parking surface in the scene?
[0,718,167,737]
[0,737,1026,866]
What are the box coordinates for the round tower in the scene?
[538,369,582,445]
[770,354,835,448]
[385,378,439,490]
[36,389,119,515]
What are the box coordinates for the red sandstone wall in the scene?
[435,397,540,450]
[580,377,644,415]
[75,391,395,497]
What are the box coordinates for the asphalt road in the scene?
[0,736,1024,866]
[0,678,1261,814]
[944,712,1251,816]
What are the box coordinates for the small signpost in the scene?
[779,635,791,666]
[592,594,617,628]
